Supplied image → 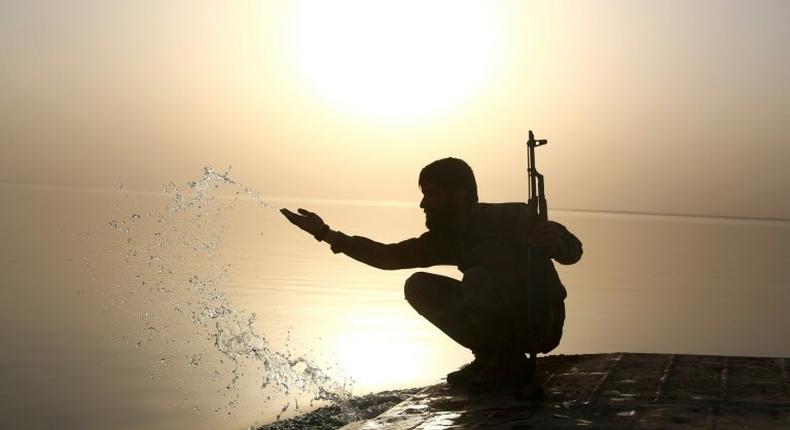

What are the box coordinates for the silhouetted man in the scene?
[281,158,582,390]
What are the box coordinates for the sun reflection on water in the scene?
[334,313,427,391]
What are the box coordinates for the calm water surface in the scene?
[1,184,788,429]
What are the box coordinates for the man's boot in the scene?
[446,352,492,387]
[467,353,530,393]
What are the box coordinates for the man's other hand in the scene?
[280,208,326,237]
[528,220,565,258]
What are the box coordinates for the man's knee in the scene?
[404,271,431,303]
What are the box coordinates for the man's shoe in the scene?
[467,353,530,393]
[446,354,490,387]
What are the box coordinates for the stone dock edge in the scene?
[338,352,790,430]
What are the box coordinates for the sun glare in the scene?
[336,329,423,389]
[331,311,434,390]
[291,1,501,122]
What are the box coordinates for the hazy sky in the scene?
[2,0,789,219]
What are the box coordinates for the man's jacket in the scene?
[327,202,583,304]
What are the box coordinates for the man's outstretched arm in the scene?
[280,208,449,270]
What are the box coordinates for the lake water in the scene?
[1,180,788,430]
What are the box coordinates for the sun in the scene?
[291,0,501,122]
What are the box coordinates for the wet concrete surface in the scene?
[258,389,420,430]
[339,353,790,429]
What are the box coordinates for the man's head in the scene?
[418,158,478,232]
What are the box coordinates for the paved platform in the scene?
[340,353,789,429]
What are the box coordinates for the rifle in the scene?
[520,130,551,397]
[527,130,548,223]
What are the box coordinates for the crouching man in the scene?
[281,158,582,390]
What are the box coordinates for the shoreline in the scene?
[256,387,420,430]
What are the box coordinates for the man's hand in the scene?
[280,208,327,238]
[528,220,565,259]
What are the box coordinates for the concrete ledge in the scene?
[341,353,790,429]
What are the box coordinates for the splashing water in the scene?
[107,166,353,420]
[169,166,278,212]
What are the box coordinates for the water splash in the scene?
[166,166,277,213]
[108,166,352,418]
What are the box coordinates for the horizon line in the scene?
[2,181,788,224]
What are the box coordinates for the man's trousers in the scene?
[403,267,564,355]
